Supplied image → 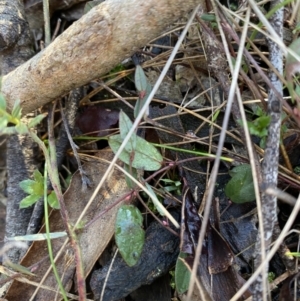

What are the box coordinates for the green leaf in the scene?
[175,253,191,294]
[7,262,35,276]
[108,134,163,171]
[161,185,180,193]
[228,164,251,177]
[225,164,255,203]
[200,13,216,22]
[135,65,148,92]
[212,109,220,123]
[33,169,44,183]
[253,115,271,130]
[119,111,136,151]
[144,182,180,228]
[119,110,133,138]
[145,182,166,216]
[134,100,141,119]
[124,163,138,189]
[134,82,152,118]
[115,205,145,266]
[19,177,43,196]
[11,99,22,120]
[83,0,104,14]
[286,251,300,257]
[48,191,60,209]
[19,179,37,194]
[259,137,267,149]
[253,105,264,116]
[6,231,67,241]
[1,127,17,135]
[160,178,181,186]
[0,94,6,111]
[0,116,8,130]
[28,114,46,128]
[247,115,270,138]
[75,220,86,230]
[15,122,28,134]
[268,272,276,282]
[19,194,40,208]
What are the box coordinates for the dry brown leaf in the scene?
[4,150,130,300]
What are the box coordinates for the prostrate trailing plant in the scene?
[0,62,182,297]
[0,62,232,297]
[107,65,181,266]
[0,94,60,210]
[0,94,84,301]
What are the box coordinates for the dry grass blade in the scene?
[186,2,261,300]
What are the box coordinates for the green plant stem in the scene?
[29,131,51,162]
[151,143,232,162]
[47,105,87,300]
[43,164,68,301]
[27,112,87,300]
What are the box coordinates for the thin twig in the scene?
[43,162,68,301]
[186,3,261,300]
[231,192,300,300]
[99,81,134,109]
[42,0,51,46]
[251,0,284,299]
[100,249,118,301]
[52,18,61,41]
[47,103,87,300]
[59,100,90,189]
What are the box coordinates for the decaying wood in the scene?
[4,152,130,300]
[1,0,200,115]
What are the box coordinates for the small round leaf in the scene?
[115,205,145,267]
[108,134,163,171]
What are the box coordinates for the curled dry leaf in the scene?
[180,187,250,300]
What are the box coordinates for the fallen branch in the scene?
[1,0,199,115]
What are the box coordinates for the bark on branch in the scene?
[1,0,199,115]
